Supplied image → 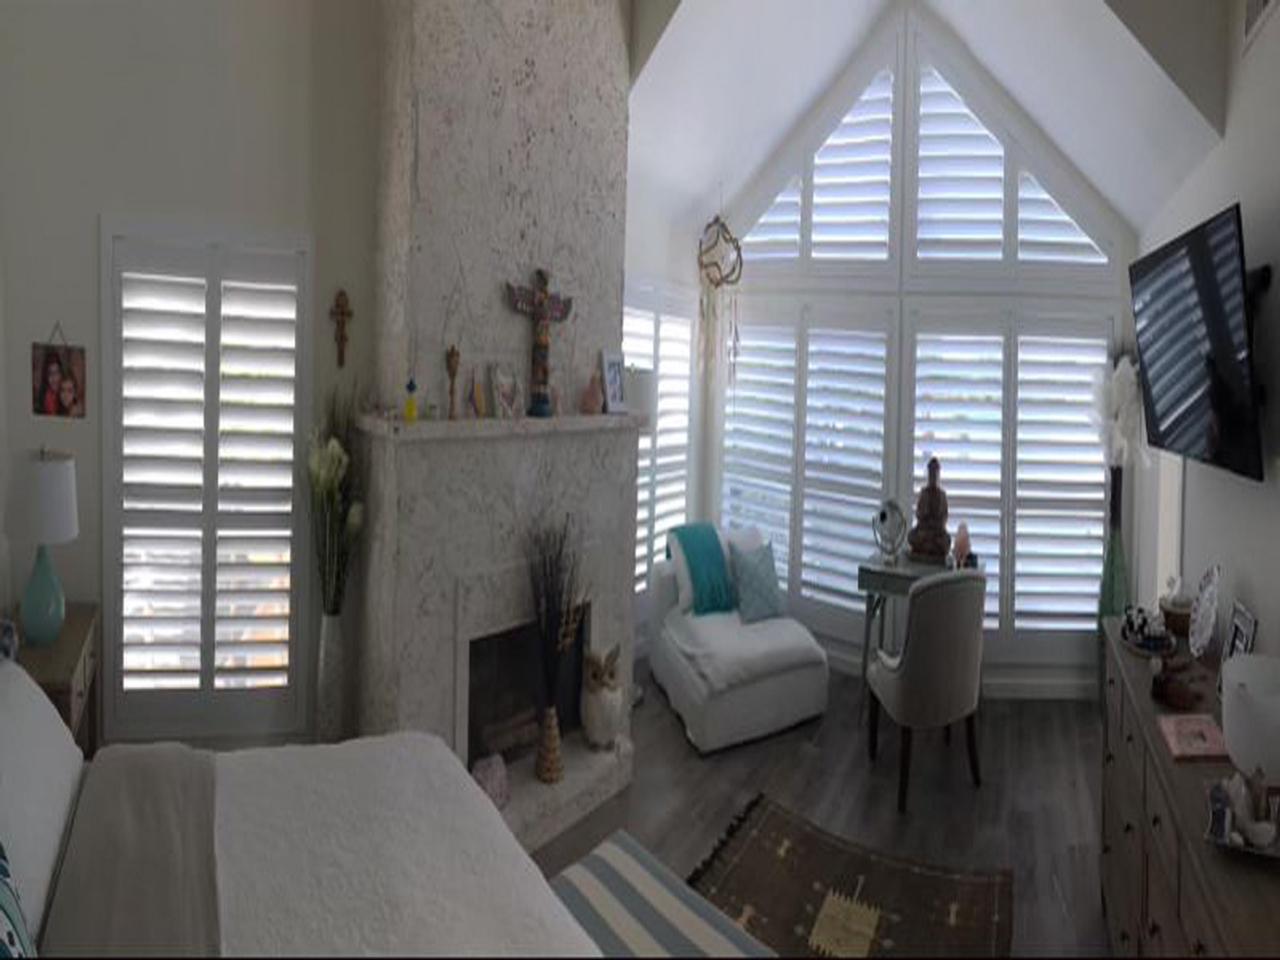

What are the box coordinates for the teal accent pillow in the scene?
[731,541,785,624]
[670,523,736,615]
[0,843,35,958]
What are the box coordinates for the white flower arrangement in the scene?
[1092,355,1143,467]
[309,393,364,615]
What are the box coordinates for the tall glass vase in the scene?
[1098,466,1130,621]
[316,613,349,742]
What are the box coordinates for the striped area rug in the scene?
[553,830,772,957]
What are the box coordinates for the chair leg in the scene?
[898,727,913,813]
[966,712,981,787]
[868,693,880,762]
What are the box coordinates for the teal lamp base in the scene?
[21,545,65,648]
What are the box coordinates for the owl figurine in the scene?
[582,645,623,750]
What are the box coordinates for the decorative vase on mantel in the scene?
[316,613,351,742]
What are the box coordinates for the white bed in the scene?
[648,559,829,753]
[0,659,598,957]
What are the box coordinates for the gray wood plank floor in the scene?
[535,665,1108,956]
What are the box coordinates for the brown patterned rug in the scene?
[688,795,1012,957]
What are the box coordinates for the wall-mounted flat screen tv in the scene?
[1129,204,1264,481]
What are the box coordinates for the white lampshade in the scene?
[9,450,78,545]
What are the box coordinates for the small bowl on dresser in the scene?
[1160,596,1192,641]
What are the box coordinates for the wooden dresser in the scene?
[16,603,100,755]
[1100,618,1280,955]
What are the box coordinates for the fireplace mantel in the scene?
[358,412,645,443]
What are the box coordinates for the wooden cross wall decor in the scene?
[329,289,352,368]
[505,269,572,417]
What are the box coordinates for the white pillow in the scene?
[668,525,766,612]
[0,660,84,937]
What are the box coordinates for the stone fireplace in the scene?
[355,415,639,849]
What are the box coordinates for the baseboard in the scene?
[819,638,1095,700]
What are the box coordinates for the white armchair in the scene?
[866,570,986,813]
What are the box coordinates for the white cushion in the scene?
[663,607,826,694]
[651,619,828,753]
[668,525,765,613]
[0,660,84,936]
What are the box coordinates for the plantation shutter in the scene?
[742,175,803,262]
[811,70,894,261]
[800,329,888,609]
[1014,336,1108,633]
[911,333,1003,627]
[722,326,797,586]
[214,277,299,689]
[1131,248,1212,458]
[111,240,305,712]
[623,307,657,591]
[120,271,208,690]
[1017,173,1107,265]
[651,314,693,569]
[916,65,1004,261]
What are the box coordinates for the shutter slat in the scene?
[1014,335,1108,635]
[913,333,1003,627]
[119,272,208,691]
[801,328,887,610]
[917,66,1004,262]
[213,279,298,688]
[723,326,795,585]
[743,176,802,262]
[1017,173,1107,265]
[812,69,893,262]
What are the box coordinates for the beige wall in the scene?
[1139,2,1280,654]
[0,0,377,607]
[374,0,630,414]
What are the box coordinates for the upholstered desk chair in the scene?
[866,569,986,813]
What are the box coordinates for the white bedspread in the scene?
[663,608,827,695]
[215,732,598,957]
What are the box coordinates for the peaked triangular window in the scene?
[742,175,802,261]
[916,65,1004,261]
[1017,172,1107,265]
[811,69,894,261]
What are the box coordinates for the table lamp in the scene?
[12,449,78,647]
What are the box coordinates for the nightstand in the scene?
[16,603,100,755]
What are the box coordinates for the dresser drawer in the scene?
[1146,854,1189,958]
[1179,864,1225,957]
[1104,644,1122,750]
[1120,691,1146,799]
[1144,751,1179,881]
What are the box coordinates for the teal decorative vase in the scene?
[21,545,65,647]
[1098,466,1129,621]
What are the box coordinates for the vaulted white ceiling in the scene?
[627,0,1221,282]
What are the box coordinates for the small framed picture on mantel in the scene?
[601,349,626,413]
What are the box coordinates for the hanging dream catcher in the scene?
[696,215,743,382]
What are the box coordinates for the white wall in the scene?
[1106,0,1229,133]
[0,0,376,608]
[1139,1,1280,655]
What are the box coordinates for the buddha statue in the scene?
[908,456,951,562]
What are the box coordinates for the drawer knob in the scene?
[1123,822,1134,834]
[1149,922,1161,938]
[1193,941,1207,956]
[1151,814,1161,828]
[1104,751,1115,765]
[1119,930,1130,944]
[1107,676,1116,687]
[1102,843,1111,855]
[1125,732,1134,744]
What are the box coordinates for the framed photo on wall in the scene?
[601,349,625,413]
[31,342,87,419]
